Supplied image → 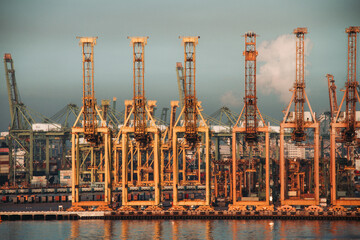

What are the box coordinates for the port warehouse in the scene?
[1,27,360,213]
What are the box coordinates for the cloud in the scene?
[257,34,312,103]
[220,91,242,107]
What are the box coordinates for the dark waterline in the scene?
[0,220,359,239]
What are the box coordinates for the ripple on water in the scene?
[0,219,359,239]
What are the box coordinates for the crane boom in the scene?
[128,36,149,143]
[180,36,200,144]
[3,53,32,130]
[176,62,185,110]
[77,37,99,144]
[4,54,20,127]
[327,74,338,119]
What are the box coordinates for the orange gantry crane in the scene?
[159,63,184,186]
[171,36,212,210]
[114,37,161,210]
[160,100,178,186]
[70,37,112,211]
[229,32,271,211]
[279,28,320,210]
[330,26,360,209]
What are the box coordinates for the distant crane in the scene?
[160,107,169,123]
[160,101,178,185]
[4,54,76,184]
[4,54,34,183]
[327,74,338,119]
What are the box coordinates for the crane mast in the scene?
[292,28,307,142]
[181,36,200,144]
[343,26,360,142]
[78,37,99,144]
[243,32,258,143]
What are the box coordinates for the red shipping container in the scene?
[55,196,60,202]
[128,193,132,201]
[0,148,9,153]
[96,195,101,200]
[133,193,138,201]
[61,196,67,202]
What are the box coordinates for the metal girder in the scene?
[77,37,100,145]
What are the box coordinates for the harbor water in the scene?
[0,219,359,239]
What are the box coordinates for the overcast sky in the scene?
[0,0,359,131]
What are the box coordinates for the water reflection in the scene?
[70,220,79,239]
[154,220,162,240]
[104,220,113,240]
[205,220,212,240]
[172,221,179,240]
[11,219,358,239]
[121,220,129,240]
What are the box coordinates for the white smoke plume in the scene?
[257,34,312,103]
[220,90,242,107]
